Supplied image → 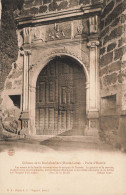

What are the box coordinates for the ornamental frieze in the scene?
[19,18,90,46]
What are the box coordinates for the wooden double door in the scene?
[36,57,86,135]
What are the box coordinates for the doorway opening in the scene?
[35,56,86,136]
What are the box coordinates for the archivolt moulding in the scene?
[29,49,89,89]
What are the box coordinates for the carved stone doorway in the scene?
[35,56,86,136]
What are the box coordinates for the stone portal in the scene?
[36,56,86,136]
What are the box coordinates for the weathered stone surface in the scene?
[107,42,116,52]
[6,81,12,89]
[43,0,51,4]
[118,37,126,47]
[101,26,109,38]
[70,0,79,7]
[100,47,106,55]
[91,0,101,5]
[49,1,58,11]
[57,1,68,10]
[114,46,126,60]
[101,1,114,19]
[103,35,109,44]
[105,2,126,26]
[103,72,118,86]
[121,14,126,23]
[35,0,42,5]
[100,52,113,67]
[79,0,90,5]
[8,70,22,79]
[100,60,121,77]
[100,116,119,130]
[39,5,47,13]
[111,17,120,27]
[110,25,123,40]
[100,19,105,30]
[29,7,39,14]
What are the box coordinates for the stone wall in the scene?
[99,0,126,148]
[0,0,24,133]
[20,0,102,16]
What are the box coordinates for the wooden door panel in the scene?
[36,57,86,135]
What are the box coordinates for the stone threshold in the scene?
[27,135,100,144]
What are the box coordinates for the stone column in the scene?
[86,40,100,136]
[20,50,31,133]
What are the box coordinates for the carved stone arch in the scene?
[30,51,89,89]
[29,51,89,135]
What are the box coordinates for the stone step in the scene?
[28,135,100,144]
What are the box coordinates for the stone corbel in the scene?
[23,27,31,44]
[89,15,98,34]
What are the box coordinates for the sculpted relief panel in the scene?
[18,18,89,46]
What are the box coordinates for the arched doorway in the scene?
[35,56,86,136]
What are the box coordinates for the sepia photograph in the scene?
[0,0,126,194]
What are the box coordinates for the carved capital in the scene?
[87,40,100,47]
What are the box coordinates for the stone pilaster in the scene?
[20,50,31,132]
[86,40,100,136]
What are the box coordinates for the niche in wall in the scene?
[9,95,21,109]
[101,95,116,115]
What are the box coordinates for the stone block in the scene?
[105,2,126,26]
[118,37,126,47]
[43,0,51,4]
[100,47,106,55]
[100,19,104,30]
[39,5,47,13]
[107,42,116,52]
[100,116,119,131]
[100,67,108,77]
[108,60,121,73]
[101,0,114,19]
[57,1,68,10]
[70,0,79,7]
[79,0,90,5]
[29,7,39,14]
[110,26,123,40]
[6,81,12,89]
[114,46,126,60]
[111,17,120,27]
[121,14,126,23]
[34,0,42,5]
[103,35,109,44]
[49,1,58,11]
[24,0,34,8]
[91,0,101,5]
[100,61,121,77]
[101,26,109,38]
[100,52,113,67]
[103,72,118,86]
